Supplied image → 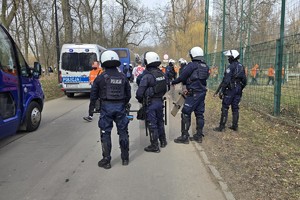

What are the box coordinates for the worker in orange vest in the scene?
[250,64,259,85]
[266,65,275,85]
[83,61,103,122]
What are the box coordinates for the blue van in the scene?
[0,23,44,139]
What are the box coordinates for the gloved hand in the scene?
[218,92,224,100]
[125,103,131,111]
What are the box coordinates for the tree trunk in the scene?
[62,0,73,43]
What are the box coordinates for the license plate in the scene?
[66,84,79,88]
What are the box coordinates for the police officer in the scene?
[171,46,210,144]
[91,50,131,169]
[213,50,247,132]
[166,59,176,81]
[178,58,187,76]
[136,52,168,152]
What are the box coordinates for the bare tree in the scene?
[105,0,149,47]
[62,0,73,43]
[1,0,20,29]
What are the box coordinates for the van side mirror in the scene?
[33,62,42,77]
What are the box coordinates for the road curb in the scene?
[193,143,236,200]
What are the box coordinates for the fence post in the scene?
[239,0,244,63]
[204,0,209,61]
[274,0,286,116]
[220,0,226,81]
[274,40,282,116]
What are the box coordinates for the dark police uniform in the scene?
[166,64,176,81]
[136,67,167,152]
[91,67,131,168]
[172,60,210,143]
[214,60,247,131]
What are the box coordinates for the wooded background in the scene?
[3,0,299,69]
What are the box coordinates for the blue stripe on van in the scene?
[62,76,89,83]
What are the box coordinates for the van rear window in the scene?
[61,52,97,71]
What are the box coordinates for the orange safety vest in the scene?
[268,67,275,77]
[89,68,103,84]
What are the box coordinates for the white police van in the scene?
[59,44,106,97]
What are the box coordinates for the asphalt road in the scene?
[0,85,227,200]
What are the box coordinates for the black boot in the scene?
[174,113,190,144]
[159,129,168,148]
[160,139,168,148]
[145,131,160,153]
[144,144,160,153]
[190,133,204,143]
[99,131,112,169]
[120,139,129,165]
[98,157,111,169]
[174,134,189,144]
[213,108,228,132]
[229,112,239,131]
[190,118,204,143]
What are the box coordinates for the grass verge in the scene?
[40,73,64,101]
[202,91,300,200]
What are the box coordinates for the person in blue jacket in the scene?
[90,50,131,169]
[171,46,210,144]
[213,50,247,132]
[136,51,168,152]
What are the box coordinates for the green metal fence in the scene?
[206,34,300,124]
[206,0,300,124]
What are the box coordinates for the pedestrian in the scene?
[136,51,168,152]
[213,50,247,132]
[266,65,275,85]
[90,50,131,169]
[282,67,285,85]
[250,64,259,85]
[171,46,210,144]
[83,61,103,122]
[132,60,145,83]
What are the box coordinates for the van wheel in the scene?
[26,102,42,132]
[67,93,74,98]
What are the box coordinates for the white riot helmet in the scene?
[100,50,121,68]
[223,50,240,59]
[144,51,161,67]
[168,59,175,64]
[178,58,187,64]
[189,46,204,61]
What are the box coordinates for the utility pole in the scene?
[54,0,60,83]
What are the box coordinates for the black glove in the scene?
[218,92,224,100]
[125,103,131,111]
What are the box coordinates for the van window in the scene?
[16,47,29,77]
[0,27,17,76]
[61,52,97,71]
[0,92,16,119]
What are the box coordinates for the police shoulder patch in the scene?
[226,68,231,73]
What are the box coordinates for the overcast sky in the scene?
[140,0,167,9]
